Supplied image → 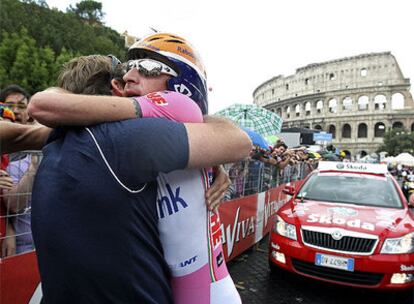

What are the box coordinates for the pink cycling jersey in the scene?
[134,91,241,304]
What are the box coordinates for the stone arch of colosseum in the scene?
[253,52,414,157]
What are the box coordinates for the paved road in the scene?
[227,236,414,304]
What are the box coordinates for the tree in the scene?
[0,28,77,93]
[67,0,105,25]
[377,129,414,156]
[0,0,125,58]
[0,0,126,93]
[21,0,48,8]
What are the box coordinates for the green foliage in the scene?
[0,28,78,93]
[377,129,414,156]
[0,0,127,94]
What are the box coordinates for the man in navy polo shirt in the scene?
[31,118,190,303]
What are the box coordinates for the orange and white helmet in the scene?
[128,33,209,114]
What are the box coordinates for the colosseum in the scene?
[253,52,414,158]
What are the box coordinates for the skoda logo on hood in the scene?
[331,230,343,241]
[328,207,358,217]
[336,163,345,169]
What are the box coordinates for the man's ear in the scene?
[111,79,124,96]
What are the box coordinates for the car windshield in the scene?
[297,172,403,208]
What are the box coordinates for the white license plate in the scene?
[315,253,354,272]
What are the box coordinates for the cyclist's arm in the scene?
[28,91,139,127]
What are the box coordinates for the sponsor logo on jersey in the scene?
[306,214,375,231]
[171,255,198,270]
[211,212,222,249]
[216,252,224,267]
[174,84,192,97]
[146,92,168,106]
[157,183,188,218]
[180,255,197,267]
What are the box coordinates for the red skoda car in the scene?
[269,162,414,289]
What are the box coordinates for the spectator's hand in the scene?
[29,155,41,171]
[205,165,230,212]
[1,225,16,257]
[0,170,13,191]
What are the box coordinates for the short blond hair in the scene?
[58,55,113,96]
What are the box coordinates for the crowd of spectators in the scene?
[224,140,319,200]
[222,139,355,201]
[388,164,414,200]
[0,85,38,258]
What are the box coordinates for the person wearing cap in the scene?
[0,84,31,125]
[28,36,250,303]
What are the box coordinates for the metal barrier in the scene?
[223,160,315,201]
[1,151,41,258]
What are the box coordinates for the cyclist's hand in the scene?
[205,165,230,212]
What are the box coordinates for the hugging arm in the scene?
[28,91,252,168]
[0,122,50,154]
[28,91,140,128]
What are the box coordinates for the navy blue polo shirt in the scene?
[31,118,189,304]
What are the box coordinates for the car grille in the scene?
[302,229,377,254]
[292,259,383,286]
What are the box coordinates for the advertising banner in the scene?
[0,252,40,304]
[219,181,301,262]
[219,194,258,261]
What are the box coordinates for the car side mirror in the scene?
[282,185,295,196]
[408,194,414,208]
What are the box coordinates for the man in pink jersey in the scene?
[29,33,246,303]
[122,89,240,304]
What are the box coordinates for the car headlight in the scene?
[274,215,297,240]
[381,232,414,254]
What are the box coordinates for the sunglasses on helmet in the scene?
[107,54,122,69]
[126,59,178,77]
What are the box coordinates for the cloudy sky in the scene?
[46,0,413,113]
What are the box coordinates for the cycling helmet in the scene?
[128,33,209,114]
